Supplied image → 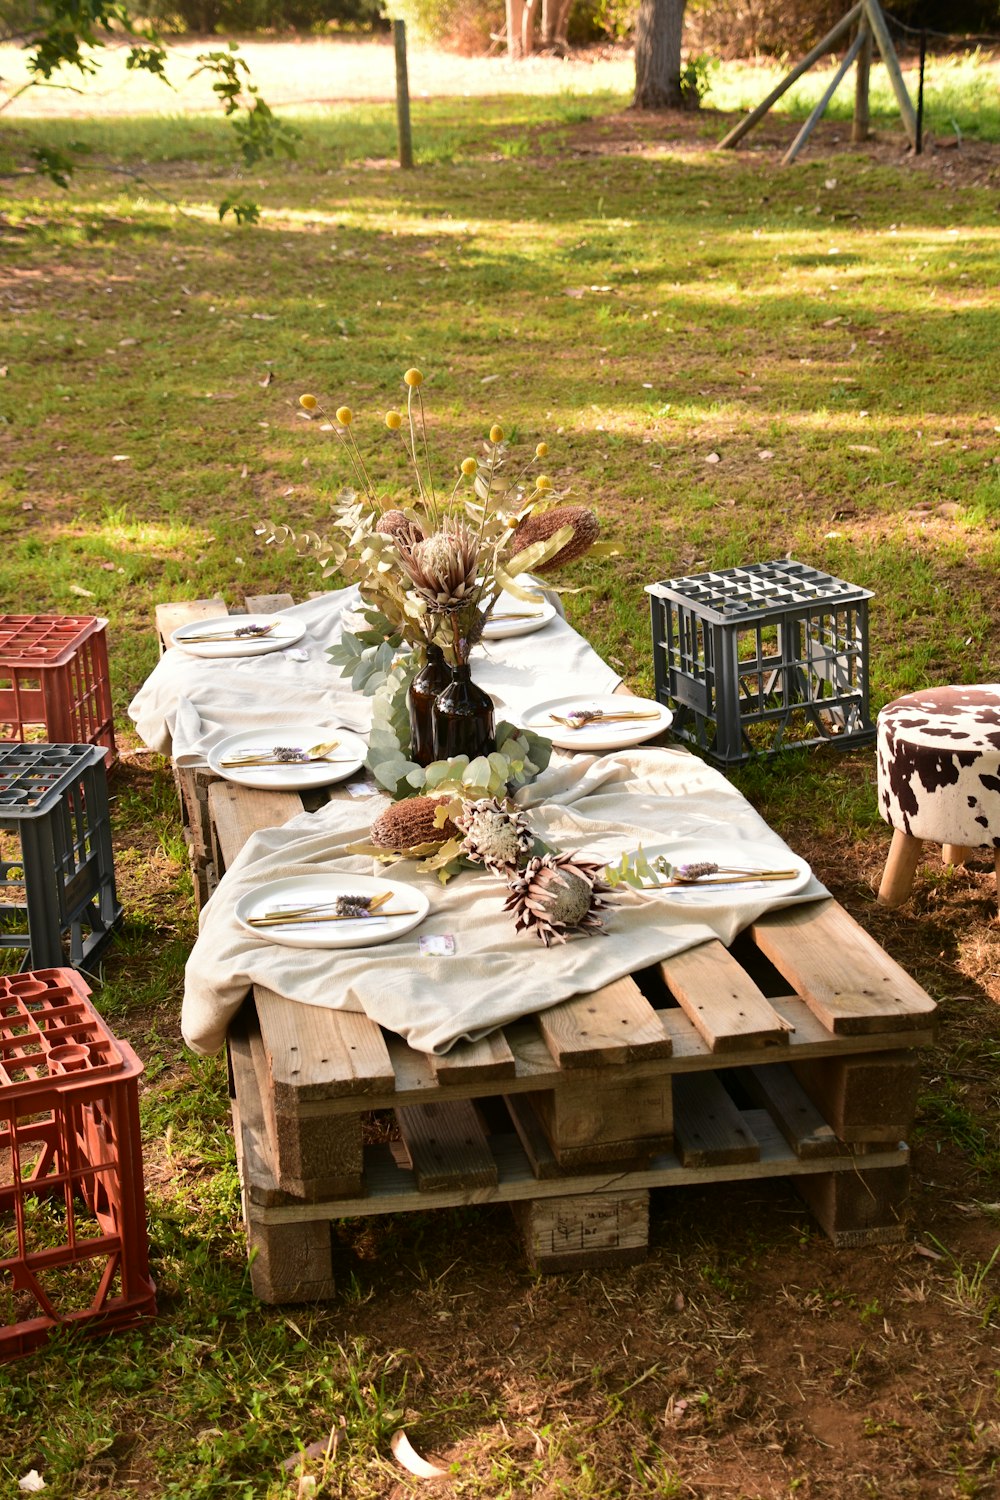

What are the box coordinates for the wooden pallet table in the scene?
[160,596,937,1302]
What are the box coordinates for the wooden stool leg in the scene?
[995,849,1000,916]
[942,844,975,868]
[877,830,924,908]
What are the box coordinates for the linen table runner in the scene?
[181,745,827,1056]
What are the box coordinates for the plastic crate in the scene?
[0,743,122,971]
[0,616,115,761]
[0,969,156,1361]
[646,560,875,768]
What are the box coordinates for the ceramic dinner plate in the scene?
[481,576,557,640]
[208,726,367,791]
[170,614,306,659]
[520,693,673,751]
[235,872,430,950]
[625,838,812,905]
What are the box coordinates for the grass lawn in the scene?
[1,45,999,1499]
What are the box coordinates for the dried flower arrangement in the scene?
[256,369,621,946]
[352,790,616,944]
[255,368,615,801]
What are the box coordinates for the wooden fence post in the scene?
[393,18,414,171]
[852,20,872,141]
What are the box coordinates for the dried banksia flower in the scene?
[376,509,425,552]
[509,505,599,573]
[456,797,534,875]
[503,851,613,946]
[369,795,459,851]
[400,522,480,612]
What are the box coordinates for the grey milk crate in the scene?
[0,743,122,970]
[646,560,875,768]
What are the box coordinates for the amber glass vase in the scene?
[432,663,496,761]
[407,643,451,766]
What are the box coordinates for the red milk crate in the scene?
[0,616,116,760]
[0,969,156,1361]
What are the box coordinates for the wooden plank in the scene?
[276,1001,935,1119]
[246,1010,364,1199]
[431,1031,517,1087]
[530,1072,673,1168]
[659,940,792,1052]
[792,1051,919,1144]
[228,1011,298,1209]
[750,899,937,1035]
[743,1064,840,1159]
[672,1073,760,1167]
[207,781,303,872]
[257,986,396,1107]
[535,975,672,1069]
[512,1189,649,1273]
[395,1100,498,1191]
[243,593,296,614]
[176,765,219,910]
[155,597,227,653]
[504,1092,562,1180]
[246,1121,909,1224]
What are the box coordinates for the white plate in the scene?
[520,693,673,751]
[482,576,556,640]
[235,872,430,950]
[625,839,812,905]
[208,726,367,791]
[170,614,306,659]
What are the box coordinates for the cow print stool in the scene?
[876,684,1000,911]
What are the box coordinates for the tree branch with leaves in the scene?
[1,0,299,222]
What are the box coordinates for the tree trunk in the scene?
[633,0,687,110]
[506,0,525,59]
[540,0,573,52]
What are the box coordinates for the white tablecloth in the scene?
[181,746,827,1056]
[129,586,621,766]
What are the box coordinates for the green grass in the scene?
[1,68,1000,1499]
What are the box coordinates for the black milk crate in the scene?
[0,744,122,971]
[646,560,875,768]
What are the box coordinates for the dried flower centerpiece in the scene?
[256,367,614,804]
[351,785,619,944]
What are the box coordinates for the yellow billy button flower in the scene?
[385,410,403,430]
[489,424,504,444]
[535,475,553,492]
[299,394,318,411]
[460,457,477,477]
[336,406,353,427]
[535,442,549,458]
[403,368,423,388]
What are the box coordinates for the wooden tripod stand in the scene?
[716,0,917,164]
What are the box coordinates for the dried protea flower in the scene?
[509,505,599,573]
[376,509,425,552]
[370,795,459,851]
[400,522,480,612]
[503,851,613,946]
[456,797,534,875]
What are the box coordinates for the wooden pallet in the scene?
[161,595,937,1301]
